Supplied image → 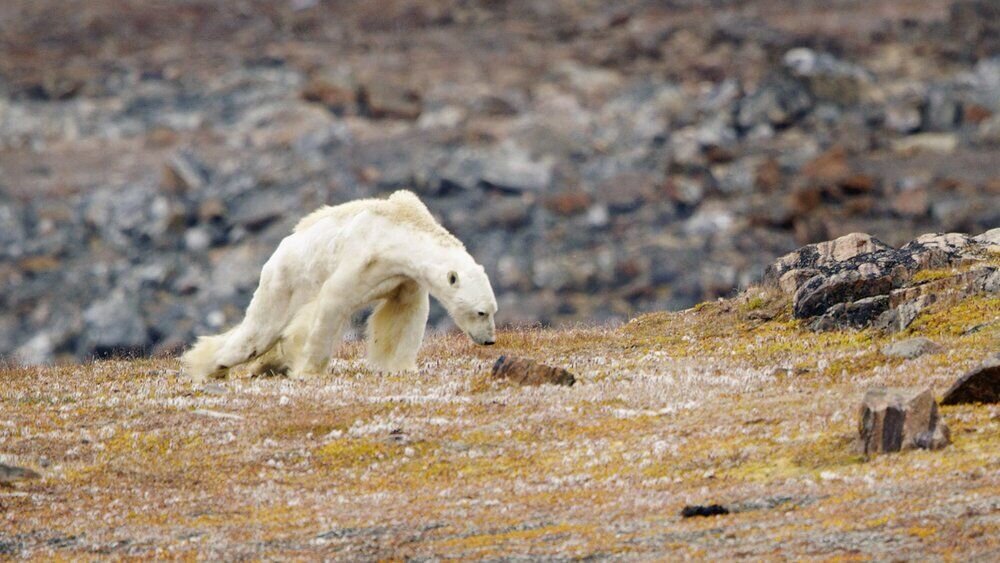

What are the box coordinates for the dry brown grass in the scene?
[1,293,998,559]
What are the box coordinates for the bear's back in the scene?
[294,190,463,249]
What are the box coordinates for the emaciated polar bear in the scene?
[181,190,497,382]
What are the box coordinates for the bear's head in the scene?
[431,261,497,346]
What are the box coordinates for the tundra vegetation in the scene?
[2,286,997,559]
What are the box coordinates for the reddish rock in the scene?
[754,158,782,192]
[891,188,930,217]
[963,104,992,125]
[802,146,849,184]
[840,173,877,194]
[491,356,576,387]
[544,191,592,216]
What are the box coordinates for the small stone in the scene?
[891,133,958,155]
[543,191,592,216]
[358,80,422,120]
[301,68,357,114]
[858,387,950,455]
[681,504,729,518]
[941,354,1000,405]
[0,463,40,485]
[598,172,655,212]
[491,355,576,387]
[162,151,209,193]
[914,424,951,451]
[882,337,943,360]
[885,101,922,133]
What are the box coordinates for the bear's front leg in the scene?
[288,270,359,379]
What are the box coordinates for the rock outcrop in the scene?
[764,229,1000,331]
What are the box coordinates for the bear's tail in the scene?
[180,327,236,383]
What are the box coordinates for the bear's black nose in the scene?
[484,340,496,346]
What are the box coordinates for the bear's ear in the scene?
[448,271,458,286]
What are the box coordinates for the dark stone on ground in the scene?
[0,463,40,485]
[491,355,576,387]
[681,504,730,518]
[941,354,1000,405]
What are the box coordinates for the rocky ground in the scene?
[1,0,999,362]
[1,229,998,559]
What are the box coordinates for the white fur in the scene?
[181,190,498,382]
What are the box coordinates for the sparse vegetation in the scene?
[1,293,997,559]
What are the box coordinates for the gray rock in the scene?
[162,150,210,192]
[794,270,896,319]
[884,100,923,133]
[873,296,934,333]
[13,332,55,365]
[479,144,554,193]
[783,48,871,105]
[882,337,943,360]
[858,387,950,456]
[436,142,554,193]
[81,290,149,357]
[924,88,960,131]
[0,202,27,259]
[737,73,812,129]
[0,463,40,485]
[230,190,293,232]
[809,295,890,331]
[941,354,1000,405]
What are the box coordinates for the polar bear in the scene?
[181,190,497,382]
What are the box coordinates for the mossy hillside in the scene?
[1,290,998,559]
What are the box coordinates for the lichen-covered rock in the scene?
[491,355,576,386]
[809,295,889,331]
[794,270,897,319]
[767,230,999,328]
[858,387,950,456]
[764,233,893,288]
[941,354,1000,405]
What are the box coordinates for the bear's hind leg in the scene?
[214,267,294,371]
[366,280,429,372]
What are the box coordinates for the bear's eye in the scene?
[448,271,458,286]
[477,311,487,317]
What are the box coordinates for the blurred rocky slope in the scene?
[0,0,998,363]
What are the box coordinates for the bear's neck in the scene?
[384,229,464,296]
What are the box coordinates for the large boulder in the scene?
[858,387,950,456]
